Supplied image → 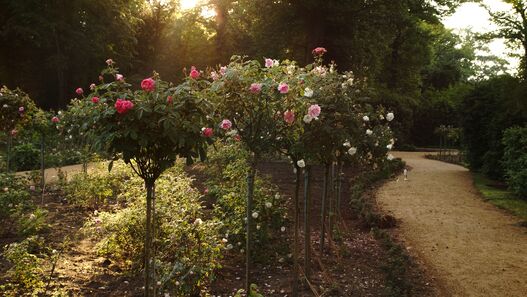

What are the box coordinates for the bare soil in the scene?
[5,160,433,296]
[377,152,527,297]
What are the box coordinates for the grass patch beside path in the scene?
[472,172,527,224]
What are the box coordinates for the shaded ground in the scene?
[6,160,433,296]
[377,152,527,297]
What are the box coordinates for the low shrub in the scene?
[84,163,223,296]
[63,162,134,208]
[204,141,289,260]
[502,126,527,198]
[0,173,33,236]
[0,236,47,296]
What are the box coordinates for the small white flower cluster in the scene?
[297,159,306,168]
[343,140,357,156]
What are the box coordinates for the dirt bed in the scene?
[377,152,527,297]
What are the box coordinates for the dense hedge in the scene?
[502,126,527,197]
[460,76,527,179]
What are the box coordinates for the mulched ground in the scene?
[1,161,435,296]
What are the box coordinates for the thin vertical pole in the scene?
[6,134,12,172]
[320,163,329,253]
[245,165,256,292]
[144,181,154,297]
[40,133,45,204]
[303,166,311,281]
[328,162,336,253]
[292,167,301,297]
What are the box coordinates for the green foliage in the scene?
[0,173,32,235]
[64,162,134,207]
[460,76,527,179]
[0,236,46,296]
[472,172,527,223]
[204,141,288,258]
[84,163,223,296]
[502,126,527,197]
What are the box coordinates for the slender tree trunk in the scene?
[245,162,256,292]
[303,166,312,281]
[336,160,343,220]
[144,180,154,297]
[40,133,45,204]
[320,163,329,253]
[152,184,157,297]
[292,167,301,297]
[6,134,11,173]
[328,162,336,253]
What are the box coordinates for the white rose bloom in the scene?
[297,159,306,168]
[222,238,228,243]
[273,59,280,66]
[303,114,313,123]
[366,129,373,135]
[304,87,314,97]
[265,202,272,208]
[274,193,281,199]
[386,112,395,121]
[387,154,395,161]
[281,226,286,232]
[252,212,259,219]
[386,144,393,150]
[379,114,385,120]
[363,115,369,122]
[194,218,203,225]
[348,147,357,155]
[226,129,238,137]
[2,104,8,108]
[343,140,351,147]
[341,83,348,89]
[226,244,233,250]
[256,224,261,230]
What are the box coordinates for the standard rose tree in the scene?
[65,61,213,297]
[204,56,305,291]
[0,86,37,172]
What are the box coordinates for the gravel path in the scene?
[377,152,527,297]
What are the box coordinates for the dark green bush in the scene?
[460,76,527,179]
[502,126,527,198]
[204,141,289,260]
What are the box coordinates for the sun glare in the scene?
[181,0,199,10]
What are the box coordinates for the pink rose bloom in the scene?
[116,74,124,81]
[76,88,84,95]
[167,96,173,104]
[308,104,321,118]
[210,71,219,81]
[91,97,99,103]
[220,66,227,75]
[115,99,134,114]
[51,116,60,123]
[265,58,274,68]
[204,188,209,194]
[312,47,327,56]
[10,129,17,136]
[141,78,156,92]
[233,134,241,142]
[99,75,104,82]
[283,110,295,124]
[202,127,213,137]
[90,83,96,90]
[105,59,114,66]
[190,66,200,79]
[278,83,289,94]
[250,83,262,94]
[18,106,24,113]
[220,119,232,130]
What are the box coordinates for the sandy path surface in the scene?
[377,152,527,297]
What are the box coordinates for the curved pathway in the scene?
[377,152,527,297]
